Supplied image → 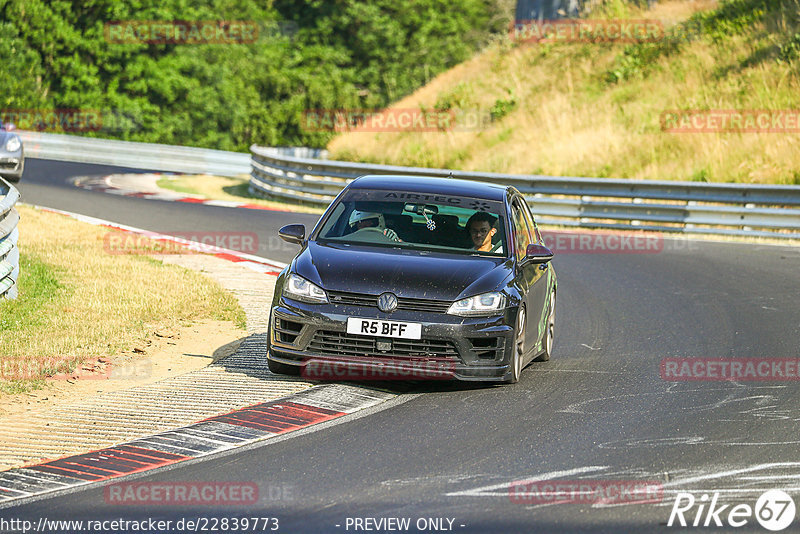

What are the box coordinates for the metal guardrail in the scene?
[250,145,800,239]
[11,130,799,239]
[0,179,20,300]
[18,131,250,177]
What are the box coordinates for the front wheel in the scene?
[506,305,526,383]
[534,290,556,362]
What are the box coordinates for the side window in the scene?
[511,200,532,262]
[520,199,542,243]
[320,202,348,238]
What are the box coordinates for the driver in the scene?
[348,210,401,241]
[467,212,503,253]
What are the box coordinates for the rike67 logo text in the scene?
[668,490,796,531]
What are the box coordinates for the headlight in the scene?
[283,273,328,303]
[5,136,21,152]
[447,291,506,316]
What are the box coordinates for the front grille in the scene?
[396,297,450,313]
[328,291,375,307]
[308,330,459,360]
[328,290,451,313]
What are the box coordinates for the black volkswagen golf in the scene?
[267,175,556,383]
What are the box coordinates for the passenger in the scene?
[466,212,502,253]
[348,210,401,241]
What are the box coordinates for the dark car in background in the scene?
[267,175,557,383]
[0,122,24,183]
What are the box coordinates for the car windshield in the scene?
[315,189,508,256]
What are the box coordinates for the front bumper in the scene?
[0,154,23,179]
[268,297,517,382]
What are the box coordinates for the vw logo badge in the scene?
[377,292,398,313]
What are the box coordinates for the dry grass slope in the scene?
[328,0,800,184]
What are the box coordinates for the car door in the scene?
[510,197,535,359]
[511,196,550,357]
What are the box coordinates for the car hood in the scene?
[294,241,513,301]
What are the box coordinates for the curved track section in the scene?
[5,158,800,533]
[18,159,320,265]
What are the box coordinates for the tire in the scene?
[268,356,301,376]
[534,290,556,362]
[507,305,526,383]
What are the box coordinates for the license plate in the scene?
[346,318,422,340]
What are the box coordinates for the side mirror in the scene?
[525,243,554,263]
[3,123,15,132]
[279,224,305,245]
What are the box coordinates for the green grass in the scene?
[0,254,67,394]
[0,254,66,333]
[0,206,247,395]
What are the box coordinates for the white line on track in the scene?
[444,466,610,497]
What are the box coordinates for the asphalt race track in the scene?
[15,159,320,265]
[5,158,800,533]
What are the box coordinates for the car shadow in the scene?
[212,332,503,394]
